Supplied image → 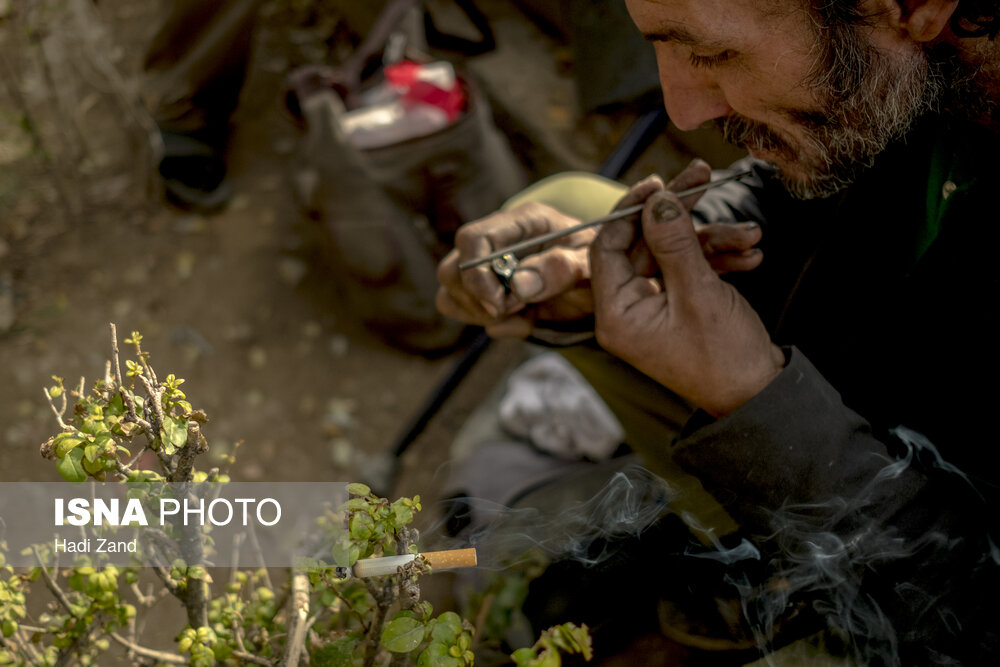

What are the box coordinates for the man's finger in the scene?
[436,286,492,326]
[708,248,764,274]
[666,159,712,208]
[613,174,665,211]
[696,221,762,255]
[590,216,649,317]
[641,190,716,289]
[508,246,590,303]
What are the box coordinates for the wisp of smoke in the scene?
[743,426,998,666]
[441,464,673,570]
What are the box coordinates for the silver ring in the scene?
[491,252,519,293]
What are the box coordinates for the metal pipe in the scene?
[457,169,754,271]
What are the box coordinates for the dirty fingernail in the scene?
[511,271,544,299]
[652,197,683,223]
[741,222,760,230]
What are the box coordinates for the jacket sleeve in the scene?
[671,347,998,663]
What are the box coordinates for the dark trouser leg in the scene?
[143,0,264,209]
[143,0,264,140]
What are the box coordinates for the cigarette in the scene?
[457,169,754,271]
[350,548,478,578]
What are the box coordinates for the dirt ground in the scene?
[1,0,503,491]
[0,0,726,495]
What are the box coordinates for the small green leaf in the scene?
[81,457,104,476]
[381,616,425,653]
[349,512,375,541]
[53,432,86,458]
[347,483,371,497]
[510,648,537,666]
[57,448,87,483]
[161,417,188,450]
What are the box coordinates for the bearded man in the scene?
[438,0,1000,663]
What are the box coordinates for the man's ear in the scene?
[895,0,959,42]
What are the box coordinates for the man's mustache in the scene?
[716,114,799,162]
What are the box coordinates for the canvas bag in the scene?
[289,2,523,352]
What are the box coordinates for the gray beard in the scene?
[717,38,943,200]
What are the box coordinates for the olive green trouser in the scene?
[142,0,264,135]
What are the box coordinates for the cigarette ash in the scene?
[740,426,1000,666]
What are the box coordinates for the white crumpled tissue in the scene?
[498,352,625,460]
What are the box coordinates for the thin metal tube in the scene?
[457,169,754,270]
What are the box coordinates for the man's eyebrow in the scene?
[642,25,721,48]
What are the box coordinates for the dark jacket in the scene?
[680,114,1000,664]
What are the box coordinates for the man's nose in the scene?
[655,52,732,131]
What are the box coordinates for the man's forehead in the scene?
[628,0,802,47]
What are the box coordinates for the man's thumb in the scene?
[642,190,711,285]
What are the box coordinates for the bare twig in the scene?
[43,388,70,430]
[362,578,393,667]
[32,546,75,615]
[231,618,275,666]
[138,375,165,440]
[4,630,42,664]
[322,575,368,632]
[246,521,274,591]
[471,592,496,650]
[109,632,186,664]
[281,571,311,667]
[110,323,123,388]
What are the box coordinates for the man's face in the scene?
[626,0,938,198]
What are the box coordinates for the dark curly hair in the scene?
[949,0,999,38]
[814,1,999,40]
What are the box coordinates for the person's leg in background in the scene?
[143,0,265,211]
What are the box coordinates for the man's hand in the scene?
[436,160,764,339]
[590,187,785,417]
[436,175,666,337]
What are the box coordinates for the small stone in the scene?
[277,257,308,287]
[329,335,349,357]
[245,390,264,408]
[248,346,268,369]
[324,397,357,429]
[230,194,251,211]
[176,251,196,279]
[174,215,208,234]
[302,321,323,339]
[330,438,354,467]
